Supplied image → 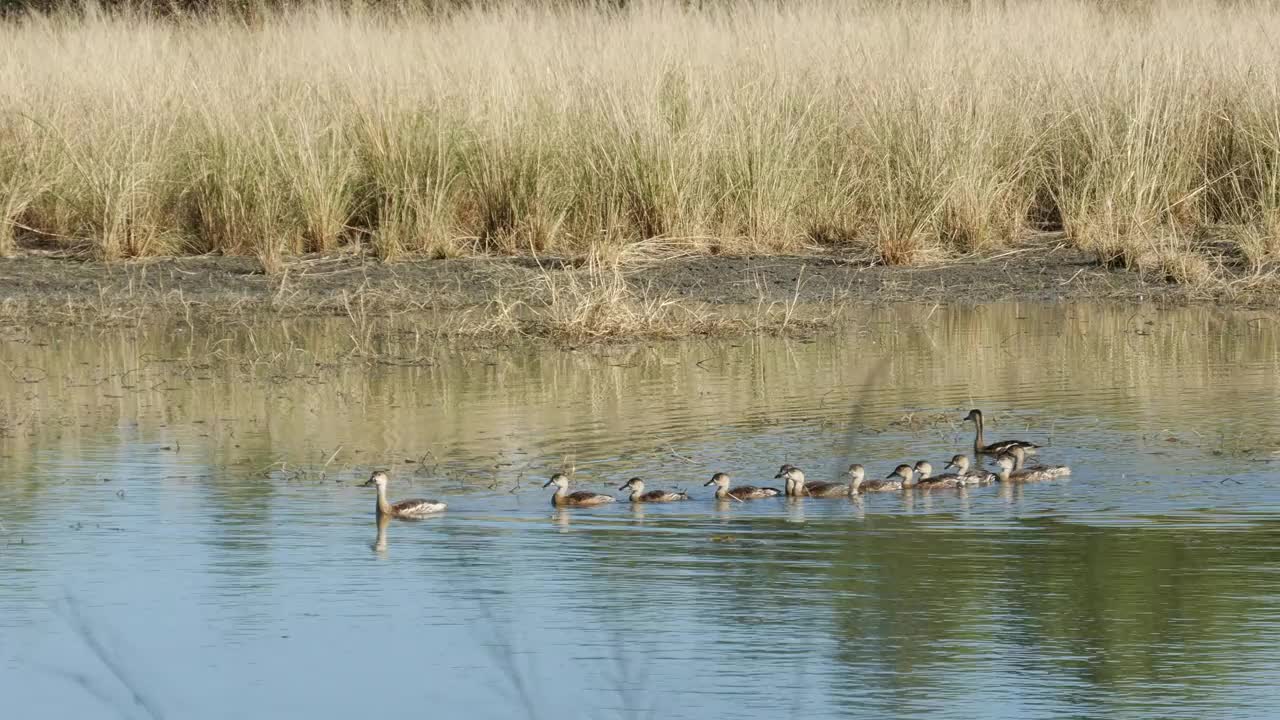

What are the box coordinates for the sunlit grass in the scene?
[2,0,1280,287]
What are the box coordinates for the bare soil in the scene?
[0,245,1228,332]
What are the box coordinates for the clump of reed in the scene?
[2,0,1280,288]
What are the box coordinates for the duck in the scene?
[964,409,1039,458]
[777,466,847,498]
[361,470,447,518]
[544,473,616,507]
[881,464,915,490]
[1006,446,1071,479]
[910,460,966,490]
[848,463,903,493]
[618,477,690,503]
[704,472,781,500]
[775,464,806,497]
[945,454,997,485]
[994,452,1069,483]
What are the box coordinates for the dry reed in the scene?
[2,1,1280,287]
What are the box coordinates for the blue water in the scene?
[2,303,1279,719]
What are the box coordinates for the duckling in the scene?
[1006,446,1071,479]
[543,473,616,507]
[910,460,966,490]
[704,472,781,500]
[778,466,847,498]
[994,453,1069,483]
[945,454,997,485]
[964,409,1039,458]
[879,464,915,490]
[361,470,447,518]
[618,477,690,503]
[849,463,903,493]
[775,464,805,497]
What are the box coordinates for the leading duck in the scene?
[964,409,1039,458]
[618,477,690,503]
[544,473,616,507]
[361,470,447,518]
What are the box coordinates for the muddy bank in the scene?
[0,245,1240,335]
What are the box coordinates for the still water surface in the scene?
[2,303,1280,719]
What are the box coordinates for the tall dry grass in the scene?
[2,1,1280,281]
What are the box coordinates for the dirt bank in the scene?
[0,244,1245,337]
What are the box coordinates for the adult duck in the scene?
[964,409,1039,458]
[361,470,447,518]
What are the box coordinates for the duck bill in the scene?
[618,484,630,491]
[542,479,554,488]
[703,479,715,486]
[360,479,374,487]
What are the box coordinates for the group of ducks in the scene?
[362,409,1071,518]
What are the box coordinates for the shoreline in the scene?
[0,246,1268,341]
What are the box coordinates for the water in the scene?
[2,303,1279,719]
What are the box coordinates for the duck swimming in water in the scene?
[945,454,997,485]
[964,409,1039,458]
[994,452,1069,483]
[704,472,781,500]
[910,460,966,489]
[849,464,902,493]
[775,464,806,497]
[618,477,690,503]
[544,473,616,507]
[361,470,447,518]
[1006,446,1071,479]
[882,464,915,490]
[777,466,848,498]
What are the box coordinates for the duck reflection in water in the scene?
[372,514,390,555]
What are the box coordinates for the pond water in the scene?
[2,303,1279,719]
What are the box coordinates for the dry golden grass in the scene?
[2,0,1280,288]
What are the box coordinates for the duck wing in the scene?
[985,439,1040,455]
[567,491,615,504]
[804,482,846,497]
[391,498,446,514]
[641,490,688,502]
[916,473,963,488]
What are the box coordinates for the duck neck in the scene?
[849,476,862,495]
[715,486,729,500]
[1013,453,1025,471]
[629,490,642,502]
[996,467,1011,483]
[551,486,568,505]
[972,413,985,453]
[375,484,392,515]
